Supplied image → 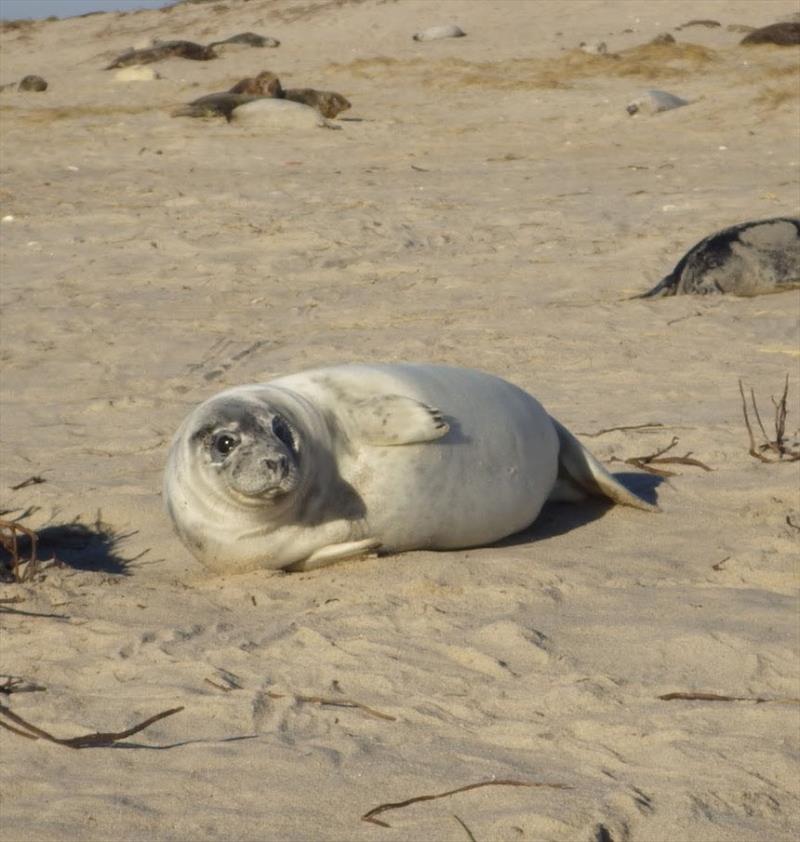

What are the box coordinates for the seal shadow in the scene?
[1,517,143,577]
[495,471,663,547]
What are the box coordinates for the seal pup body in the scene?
[165,364,656,574]
[230,98,338,129]
[640,217,800,297]
[413,24,466,42]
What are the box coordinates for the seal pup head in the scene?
[173,390,305,511]
[164,386,328,571]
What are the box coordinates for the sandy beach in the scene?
[1,1,799,840]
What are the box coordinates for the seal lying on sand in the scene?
[208,32,280,49]
[174,74,350,121]
[231,98,338,129]
[740,22,800,45]
[164,364,656,573]
[173,72,283,119]
[283,88,351,118]
[229,71,284,96]
[413,24,466,41]
[172,92,263,120]
[639,217,800,297]
[106,40,216,69]
[626,89,689,116]
[229,74,350,117]
[18,75,48,92]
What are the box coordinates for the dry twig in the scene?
[610,436,712,476]
[739,376,800,463]
[362,778,571,828]
[0,702,183,748]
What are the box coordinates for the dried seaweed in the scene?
[578,422,664,438]
[9,476,46,491]
[271,691,396,722]
[739,376,800,462]
[610,437,712,476]
[0,702,183,748]
[204,669,243,693]
[362,778,571,828]
[453,814,478,842]
[0,517,45,582]
[658,692,800,704]
[0,676,46,694]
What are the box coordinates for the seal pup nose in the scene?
[264,456,288,476]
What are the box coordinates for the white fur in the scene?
[231,98,336,129]
[412,24,466,42]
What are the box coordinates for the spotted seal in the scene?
[164,363,656,573]
[283,88,351,118]
[229,71,283,97]
[639,217,800,297]
[105,40,215,69]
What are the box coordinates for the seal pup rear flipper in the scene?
[549,418,659,512]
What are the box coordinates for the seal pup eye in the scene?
[211,431,240,458]
[271,415,296,454]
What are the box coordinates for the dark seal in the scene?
[639,218,800,297]
[283,88,351,118]
[106,40,216,69]
[208,32,280,49]
[229,71,283,97]
[172,92,263,121]
[741,22,800,46]
[18,75,47,92]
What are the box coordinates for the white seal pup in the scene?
[626,89,689,116]
[412,24,466,42]
[230,98,338,129]
[164,364,657,574]
[640,217,800,297]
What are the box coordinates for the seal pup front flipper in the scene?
[285,538,381,572]
[549,418,659,512]
[348,395,450,445]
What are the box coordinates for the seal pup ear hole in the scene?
[271,414,299,457]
